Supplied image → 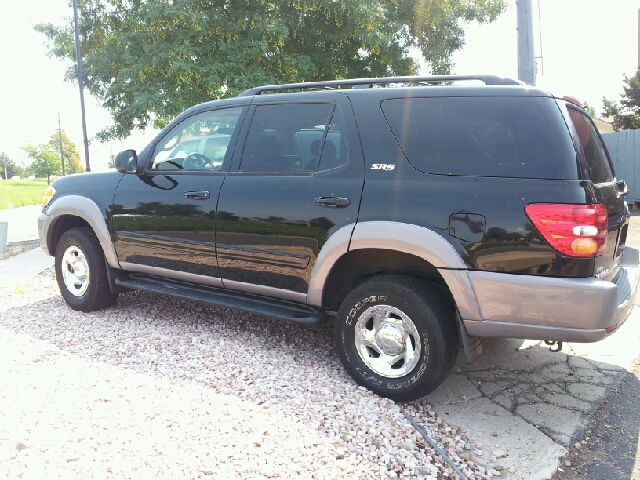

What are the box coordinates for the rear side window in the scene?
[565,106,614,184]
[381,96,579,179]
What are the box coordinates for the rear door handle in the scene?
[184,190,210,200]
[314,196,350,208]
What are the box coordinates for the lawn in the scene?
[0,179,48,210]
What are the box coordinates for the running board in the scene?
[115,273,327,326]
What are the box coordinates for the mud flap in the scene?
[456,310,483,363]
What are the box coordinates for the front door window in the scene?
[151,107,244,171]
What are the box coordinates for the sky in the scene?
[0,0,638,172]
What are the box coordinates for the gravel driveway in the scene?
[0,270,495,480]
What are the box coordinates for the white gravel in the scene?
[0,268,497,479]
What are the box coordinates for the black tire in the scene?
[335,275,458,402]
[55,227,118,312]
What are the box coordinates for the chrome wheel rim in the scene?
[61,245,90,297]
[354,304,422,378]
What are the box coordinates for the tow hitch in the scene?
[544,340,563,352]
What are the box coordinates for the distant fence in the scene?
[602,129,640,205]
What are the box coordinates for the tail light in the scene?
[525,204,608,257]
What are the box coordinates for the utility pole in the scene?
[72,0,91,172]
[516,0,536,86]
[58,112,65,176]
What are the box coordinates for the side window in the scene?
[239,103,334,172]
[566,106,614,184]
[380,97,579,179]
[151,107,243,171]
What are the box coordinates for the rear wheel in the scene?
[335,275,458,402]
[55,227,118,312]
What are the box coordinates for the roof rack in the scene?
[237,75,522,97]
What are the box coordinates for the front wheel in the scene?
[335,275,458,402]
[55,227,118,312]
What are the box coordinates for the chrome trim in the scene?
[119,262,224,288]
[354,304,422,378]
[307,223,355,306]
[222,278,307,304]
[42,195,119,267]
[61,245,91,296]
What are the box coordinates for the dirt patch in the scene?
[0,241,40,261]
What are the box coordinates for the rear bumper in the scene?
[463,246,639,342]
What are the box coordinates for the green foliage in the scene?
[0,153,23,180]
[20,130,83,184]
[582,101,597,118]
[35,0,506,140]
[602,70,640,131]
[21,144,62,185]
[0,179,49,210]
[48,130,83,173]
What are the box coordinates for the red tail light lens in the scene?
[525,204,608,257]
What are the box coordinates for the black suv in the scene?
[38,75,639,401]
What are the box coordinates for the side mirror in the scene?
[115,150,138,174]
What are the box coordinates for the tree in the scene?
[0,153,23,180]
[602,70,640,131]
[36,0,506,140]
[582,101,597,118]
[48,130,83,174]
[21,144,62,185]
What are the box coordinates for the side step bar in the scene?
[115,273,328,326]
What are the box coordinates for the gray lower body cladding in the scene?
[455,246,639,342]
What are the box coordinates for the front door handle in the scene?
[184,190,210,200]
[314,196,350,208]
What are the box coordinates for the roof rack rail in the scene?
[238,75,522,97]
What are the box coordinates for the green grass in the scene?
[0,179,49,210]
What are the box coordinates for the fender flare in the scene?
[306,221,481,321]
[43,195,119,268]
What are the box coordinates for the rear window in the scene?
[380,96,579,179]
[565,106,614,184]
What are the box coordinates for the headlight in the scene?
[42,186,56,207]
